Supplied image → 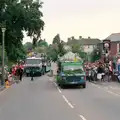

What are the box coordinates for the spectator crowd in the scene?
[84,60,118,82]
[0,61,25,86]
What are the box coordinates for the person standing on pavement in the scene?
[15,65,20,83]
[109,62,113,82]
[88,66,92,82]
[19,66,23,81]
[51,62,57,76]
[12,65,16,81]
[97,63,105,82]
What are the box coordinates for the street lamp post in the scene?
[1,27,6,86]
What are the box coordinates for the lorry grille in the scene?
[66,76,82,82]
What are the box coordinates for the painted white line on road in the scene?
[104,87,108,90]
[109,86,120,90]
[62,95,74,109]
[79,115,87,120]
[52,81,62,93]
[106,90,120,97]
[0,88,8,95]
[91,83,120,97]
[52,81,74,108]
[110,86,115,89]
[91,83,101,89]
[49,78,53,82]
[53,82,58,87]
[57,87,62,93]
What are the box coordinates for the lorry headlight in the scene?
[26,70,30,73]
[81,76,84,79]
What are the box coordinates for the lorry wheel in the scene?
[26,73,29,77]
[42,70,45,75]
[60,84,65,89]
[82,84,86,88]
[39,72,42,76]
[44,67,46,73]
[58,83,61,86]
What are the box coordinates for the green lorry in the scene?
[56,61,86,88]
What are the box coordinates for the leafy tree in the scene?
[46,45,58,61]
[8,42,26,61]
[24,42,33,51]
[0,0,44,62]
[57,41,66,57]
[37,39,48,47]
[91,48,101,62]
[52,34,60,44]
[33,39,48,54]
[79,51,86,58]
[71,44,80,53]
[70,43,87,61]
[49,34,66,61]
[34,46,47,54]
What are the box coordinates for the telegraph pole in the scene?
[1,27,6,86]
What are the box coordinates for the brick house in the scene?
[102,33,120,58]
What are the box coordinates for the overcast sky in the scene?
[23,0,120,44]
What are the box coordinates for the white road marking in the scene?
[91,83,101,89]
[57,87,62,93]
[52,81,62,93]
[53,81,62,93]
[97,86,101,89]
[109,86,120,90]
[106,90,120,96]
[79,115,87,120]
[0,88,8,95]
[49,78,53,82]
[91,83,120,97]
[62,95,74,108]
[104,87,108,90]
[52,81,74,108]
[53,82,58,87]
[110,86,114,89]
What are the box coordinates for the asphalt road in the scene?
[0,75,120,120]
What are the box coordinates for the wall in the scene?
[110,42,117,56]
[84,45,95,53]
[64,45,71,51]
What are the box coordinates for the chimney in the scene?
[88,36,91,39]
[71,36,74,40]
[68,38,71,41]
[79,36,82,40]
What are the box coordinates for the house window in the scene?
[117,43,120,53]
[119,43,120,52]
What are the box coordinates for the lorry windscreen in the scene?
[26,59,41,64]
[63,65,84,74]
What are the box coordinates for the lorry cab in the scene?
[24,57,43,76]
[56,62,86,88]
